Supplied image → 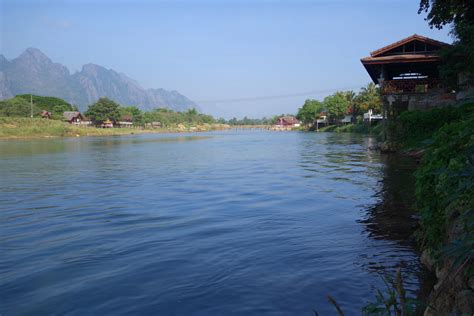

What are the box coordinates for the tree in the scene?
[296,99,324,126]
[85,97,121,123]
[0,96,41,117]
[16,95,73,119]
[419,0,474,86]
[355,83,382,113]
[324,92,350,119]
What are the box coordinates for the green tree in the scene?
[296,99,324,126]
[16,95,73,119]
[419,0,474,86]
[355,83,382,113]
[324,92,350,119]
[85,97,121,123]
[0,96,41,117]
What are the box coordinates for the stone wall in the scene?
[383,90,457,112]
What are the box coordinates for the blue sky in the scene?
[1,0,451,118]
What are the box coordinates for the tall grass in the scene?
[0,117,229,139]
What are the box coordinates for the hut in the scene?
[118,114,133,128]
[101,119,114,128]
[41,110,52,119]
[63,111,85,124]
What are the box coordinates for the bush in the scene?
[415,106,474,256]
[396,104,474,148]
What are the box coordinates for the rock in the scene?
[420,250,435,271]
[455,289,474,314]
[423,306,436,316]
[436,266,449,280]
[379,141,400,153]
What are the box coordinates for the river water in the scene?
[0,130,428,315]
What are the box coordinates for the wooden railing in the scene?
[381,79,442,94]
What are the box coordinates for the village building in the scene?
[41,110,51,119]
[63,111,86,124]
[275,116,300,127]
[118,114,133,128]
[101,119,114,128]
[361,34,456,114]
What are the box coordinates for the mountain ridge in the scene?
[0,48,199,112]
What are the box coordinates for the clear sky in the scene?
[1,0,451,118]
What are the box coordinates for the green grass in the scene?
[0,117,229,139]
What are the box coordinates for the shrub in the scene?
[415,106,474,257]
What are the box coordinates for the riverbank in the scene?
[397,103,474,315]
[317,123,383,135]
[0,117,230,139]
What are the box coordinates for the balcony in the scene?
[381,78,442,95]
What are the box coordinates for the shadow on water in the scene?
[357,153,436,311]
[358,154,418,245]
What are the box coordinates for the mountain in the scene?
[0,48,199,112]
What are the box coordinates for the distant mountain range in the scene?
[0,48,199,112]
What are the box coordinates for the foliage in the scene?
[362,269,424,316]
[143,108,215,127]
[85,97,121,123]
[414,105,474,257]
[355,83,382,114]
[418,0,473,30]
[418,0,474,86]
[323,92,350,119]
[0,117,138,138]
[316,269,423,316]
[396,104,474,149]
[225,116,274,125]
[0,96,41,117]
[319,122,383,135]
[16,94,74,119]
[296,99,324,125]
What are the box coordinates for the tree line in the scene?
[295,82,381,126]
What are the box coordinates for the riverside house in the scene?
[63,111,85,124]
[361,34,456,113]
[118,115,133,128]
[276,116,300,127]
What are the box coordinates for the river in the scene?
[0,130,429,315]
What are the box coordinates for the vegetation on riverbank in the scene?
[317,122,383,135]
[0,117,229,139]
[296,83,381,127]
[395,102,474,314]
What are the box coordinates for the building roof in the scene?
[369,34,450,57]
[361,54,441,65]
[361,34,451,83]
[63,111,84,121]
[278,116,300,125]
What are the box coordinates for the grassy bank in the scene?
[0,117,229,139]
[317,122,383,135]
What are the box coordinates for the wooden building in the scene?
[63,111,85,124]
[118,114,133,128]
[41,110,51,119]
[361,34,456,112]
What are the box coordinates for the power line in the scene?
[194,84,367,104]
